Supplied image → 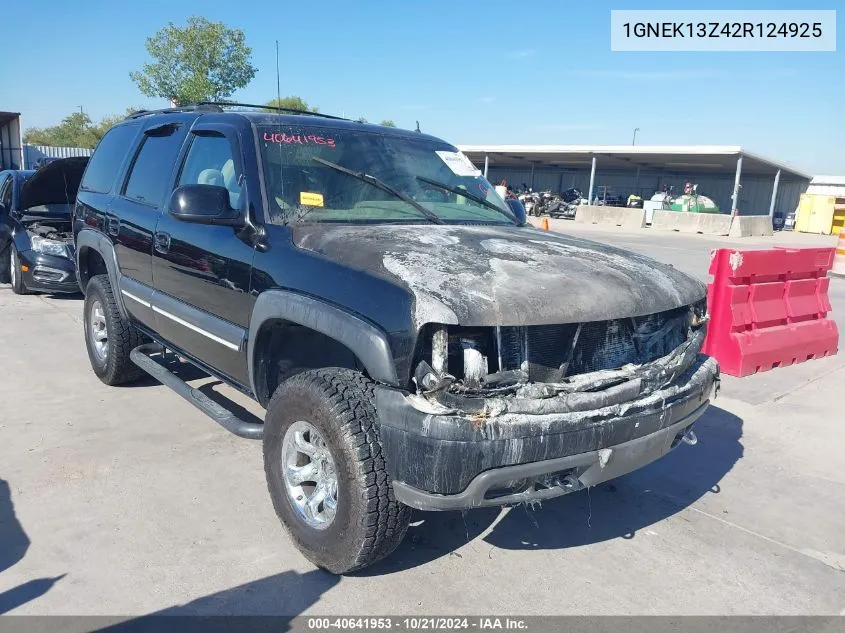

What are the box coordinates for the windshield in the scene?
[258,125,514,225]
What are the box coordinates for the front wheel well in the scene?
[77,246,108,293]
[254,319,368,407]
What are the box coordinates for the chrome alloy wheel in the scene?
[89,300,108,362]
[281,420,338,529]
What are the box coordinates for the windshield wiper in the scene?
[416,175,517,224]
[312,157,443,225]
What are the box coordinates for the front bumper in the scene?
[376,354,719,511]
[19,250,79,293]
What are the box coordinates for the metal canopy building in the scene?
[0,111,23,170]
[459,145,812,218]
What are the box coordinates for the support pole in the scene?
[635,165,641,194]
[483,154,489,180]
[588,155,596,204]
[768,169,781,219]
[731,155,743,216]
[529,162,535,190]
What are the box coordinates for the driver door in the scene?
[151,124,256,386]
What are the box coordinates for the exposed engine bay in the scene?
[410,301,711,419]
[24,217,74,244]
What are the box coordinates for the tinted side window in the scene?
[80,125,139,194]
[178,134,242,209]
[123,125,187,206]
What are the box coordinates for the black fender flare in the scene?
[75,229,128,319]
[247,290,399,396]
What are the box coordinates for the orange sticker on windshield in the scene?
[300,191,324,207]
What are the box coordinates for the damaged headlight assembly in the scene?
[29,234,71,258]
[410,302,712,413]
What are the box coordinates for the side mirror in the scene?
[168,184,243,226]
[506,198,527,226]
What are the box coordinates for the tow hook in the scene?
[681,429,698,446]
[556,474,582,491]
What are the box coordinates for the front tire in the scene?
[9,246,30,295]
[0,244,10,284]
[83,274,145,385]
[264,368,411,574]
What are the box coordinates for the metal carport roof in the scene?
[458,145,811,179]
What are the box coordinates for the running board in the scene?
[130,343,264,440]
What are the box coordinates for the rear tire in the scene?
[264,368,411,574]
[9,246,30,295]
[83,274,145,385]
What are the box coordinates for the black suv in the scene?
[73,103,718,573]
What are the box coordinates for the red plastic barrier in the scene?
[702,247,839,377]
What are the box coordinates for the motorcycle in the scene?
[547,188,583,219]
[518,190,542,216]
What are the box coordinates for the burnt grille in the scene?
[499,306,689,380]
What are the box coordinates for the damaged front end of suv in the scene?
[378,303,717,510]
[335,225,724,511]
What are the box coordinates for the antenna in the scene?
[273,40,287,224]
[275,40,282,106]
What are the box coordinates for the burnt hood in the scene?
[19,156,89,211]
[293,224,707,327]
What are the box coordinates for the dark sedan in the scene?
[0,157,88,294]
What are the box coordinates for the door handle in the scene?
[107,217,120,236]
[154,231,171,254]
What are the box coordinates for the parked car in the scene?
[31,156,60,170]
[0,157,88,294]
[73,104,718,574]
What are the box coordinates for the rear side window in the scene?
[123,125,188,206]
[80,125,139,194]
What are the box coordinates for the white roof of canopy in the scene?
[458,145,811,179]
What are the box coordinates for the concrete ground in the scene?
[1,224,844,617]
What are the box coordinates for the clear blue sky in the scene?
[3,0,843,174]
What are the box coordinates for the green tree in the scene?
[130,16,257,105]
[380,120,396,127]
[24,112,99,148]
[23,108,141,149]
[264,96,319,113]
[356,117,368,124]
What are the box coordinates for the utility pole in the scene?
[632,127,640,145]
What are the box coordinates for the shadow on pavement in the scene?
[360,404,743,574]
[40,293,83,301]
[0,575,66,615]
[0,478,66,614]
[94,569,339,631]
[0,479,29,574]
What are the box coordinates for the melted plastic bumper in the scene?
[376,355,719,509]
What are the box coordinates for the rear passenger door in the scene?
[150,124,255,386]
[109,122,189,327]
